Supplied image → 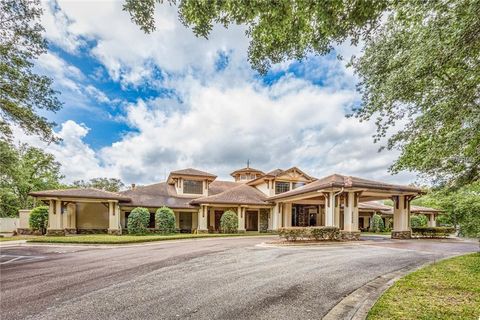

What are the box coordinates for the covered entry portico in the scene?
[28,189,131,235]
[269,174,422,239]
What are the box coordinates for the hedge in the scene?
[220,210,238,233]
[155,206,176,234]
[278,227,340,241]
[412,227,455,238]
[29,206,49,234]
[127,207,150,234]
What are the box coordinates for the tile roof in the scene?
[191,184,271,206]
[269,173,422,200]
[29,188,131,201]
[169,168,217,178]
[119,180,239,209]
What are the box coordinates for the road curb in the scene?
[322,263,422,320]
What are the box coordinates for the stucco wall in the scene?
[76,203,108,229]
[18,210,31,229]
[0,218,20,232]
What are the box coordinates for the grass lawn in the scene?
[0,236,39,242]
[367,253,480,320]
[26,232,274,244]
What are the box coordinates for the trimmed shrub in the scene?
[412,227,455,238]
[220,210,238,233]
[369,213,384,233]
[127,207,150,235]
[279,227,340,241]
[411,214,428,228]
[29,206,49,234]
[155,206,176,234]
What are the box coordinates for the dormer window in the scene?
[275,181,290,194]
[293,182,306,189]
[183,180,203,194]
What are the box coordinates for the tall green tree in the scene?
[72,177,125,192]
[123,0,480,186]
[0,0,62,142]
[0,141,63,217]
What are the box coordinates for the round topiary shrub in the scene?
[411,214,428,228]
[29,206,49,234]
[220,210,238,233]
[127,207,150,235]
[369,213,385,233]
[155,206,176,234]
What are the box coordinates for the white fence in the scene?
[0,218,20,233]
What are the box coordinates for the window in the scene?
[183,179,203,194]
[292,182,306,189]
[275,181,290,194]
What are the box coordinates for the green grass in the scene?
[0,236,39,242]
[367,253,480,320]
[26,232,273,244]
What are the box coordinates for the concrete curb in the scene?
[322,264,422,320]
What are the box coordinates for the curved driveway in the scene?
[0,236,477,320]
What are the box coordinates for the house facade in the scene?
[22,166,431,239]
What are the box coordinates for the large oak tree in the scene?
[123,0,480,186]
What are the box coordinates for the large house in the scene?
[20,166,437,239]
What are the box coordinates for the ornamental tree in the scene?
[29,206,48,234]
[155,206,176,234]
[127,207,150,234]
[220,210,238,233]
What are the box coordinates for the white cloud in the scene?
[20,0,420,187]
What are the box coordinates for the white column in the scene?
[325,193,335,227]
[353,193,359,231]
[267,207,273,231]
[48,199,56,229]
[238,206,246,232]
[175,211,180,229]
[364,216,370,229]
[428,214,436,227]
[108,201,121,234]
[393,195,411,237]
[284,203,292,227]
[197,205,208,233]
[334,195,340,228]
[272,203,281,230]
[343,192,354,231]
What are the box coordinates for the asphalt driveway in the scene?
[0,236,477,320]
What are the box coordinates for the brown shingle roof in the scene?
[120,182,196,209]
[191,184,271,206]
[170,168,217,178]
[29,188,131,201]
[269,173,421,200]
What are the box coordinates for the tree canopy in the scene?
[0,141,63,217]
[71,177,125,192]
[0,0,62,142]
[124,0,480,186]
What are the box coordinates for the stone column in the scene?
[47,199,64,236]
[271,203,281,230]
[237,206,246,233]
[108,201,121,235]
[324,192,335,227]
[197,205,208,233]
[392,195,412,239]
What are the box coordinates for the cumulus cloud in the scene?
[18,0,420,187]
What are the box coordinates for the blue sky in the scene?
[18,0,416,185]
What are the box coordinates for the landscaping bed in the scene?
[25,232,272,244]
[367,253,480,320]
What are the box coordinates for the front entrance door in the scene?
[246,211,258,231]
[179,212,192,232]
[214,210,223,232]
